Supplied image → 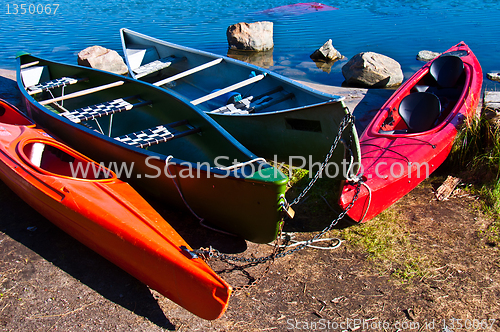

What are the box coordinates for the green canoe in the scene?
[17,53,289,243]
[120,28,360,171]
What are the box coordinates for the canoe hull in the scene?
[17,54,288,244]
[0,99,231,320]
[339,42,483,222]
[209,100,359,169]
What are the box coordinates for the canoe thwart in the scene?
[60,96,152,123]
[154,58,224,87]
[134,56,186,79]
[20,61,40,69]
[39,81,126,106]
[115,120,201,148]
[191,73,266,106]
[27,76,87,95]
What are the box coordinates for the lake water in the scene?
[1,0,500,90]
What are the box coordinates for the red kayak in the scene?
[339,42,482,222]
[0,99,231,319]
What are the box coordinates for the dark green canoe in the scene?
[16,53,289,243]
[120,28,360,171]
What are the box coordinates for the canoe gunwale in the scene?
[15,55,288,176]
[120,28,345,102]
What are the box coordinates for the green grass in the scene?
[331,209,432,282]
[448,112,500,245]
[282,161,432,281]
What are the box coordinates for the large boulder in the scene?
[77,46,128,75]
[310,39,343,62]
[342,52,403,88]
[226,22,274,52]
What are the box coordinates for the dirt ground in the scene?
[1,70,499,331]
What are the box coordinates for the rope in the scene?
[270,233,342,250]
[342,140,372,223]
[217,157,267,170]
[164,156,205,223]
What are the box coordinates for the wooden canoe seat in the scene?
[60,97,151,123]
[210,96,253,114]
[115,120,201,148]
[26,77,86,95]
[134,56,185,79]
[209,86,295,114]
[126,45,185,78]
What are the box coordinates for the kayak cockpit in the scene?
[20,140,114,180]
[377,54,466,136]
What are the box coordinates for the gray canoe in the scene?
[120,28,360,171]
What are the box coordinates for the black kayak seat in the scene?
[398,92,441,133]
[413,55,464,93]
[429,55,464,88]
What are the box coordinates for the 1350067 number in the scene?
[6,4,59,15]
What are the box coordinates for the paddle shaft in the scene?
[39,81,125,105]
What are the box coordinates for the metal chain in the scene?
[290,112,355,206]
[194,181,362,264]
[192,112,361,264]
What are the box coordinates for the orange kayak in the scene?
[0,98,231,320]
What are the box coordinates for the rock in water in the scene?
[77,46,128,75]
[226,22,274,52]
[487,72,500,82]
[310,39,343,62]
[342,52,403,88]
[416,50,441,62]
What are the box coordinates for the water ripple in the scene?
[0,0,499,88]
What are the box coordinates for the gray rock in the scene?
[487,72,500,82]
[226,22,274,52]
[310,39,343,62]
[416,50,441,62]
[342,52,403,88]
[77,46,128,75]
